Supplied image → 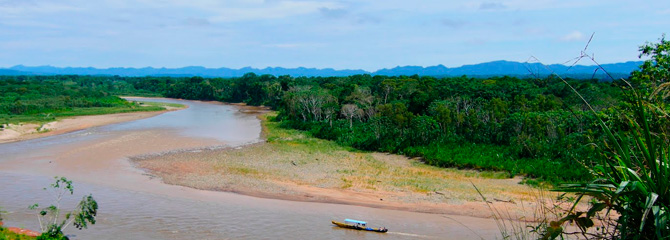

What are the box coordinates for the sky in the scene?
[0,0,668,71]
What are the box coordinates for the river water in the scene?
[0,98,499,239]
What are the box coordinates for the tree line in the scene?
[1,72,633,183]
[0,75,164,124]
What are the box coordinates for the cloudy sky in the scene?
[1,0,668,71]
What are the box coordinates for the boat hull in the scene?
[331,221,388,233]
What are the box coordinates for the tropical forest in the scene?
[1,37,669,239]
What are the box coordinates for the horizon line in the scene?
[2,59,644,73]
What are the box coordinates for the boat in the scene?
[331,219,388,233]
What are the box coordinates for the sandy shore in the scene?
[132,113,565,219]
[0,111,172,144]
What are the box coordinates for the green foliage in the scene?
[35,225,67,240]
[547,36,670,239]
[29,177,98,240]
[631,34,670,89]
[0,227,37,240]
[0,68,627,183]
[552,89,670,239]
[144,71,625,183]
[0,76,169,124]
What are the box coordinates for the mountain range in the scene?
[0,60,643,78]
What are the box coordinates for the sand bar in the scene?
[0,111,170,144]
[132,113,564,220]
[0,98,185,144]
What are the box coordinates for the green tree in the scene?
[632,35,670,90]
[29,177,98,240]
[377,102,413,130]
[346,87,375,120]
[427,100,454,134]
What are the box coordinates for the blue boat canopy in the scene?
[344,219,367,225]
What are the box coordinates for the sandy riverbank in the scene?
[132,113,563,220]
[0,109,179,144]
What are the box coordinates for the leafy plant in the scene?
[546,36,670,239]
[28,177,98,240]
[631,34,670,91]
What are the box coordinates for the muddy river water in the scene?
[0,98,499,239]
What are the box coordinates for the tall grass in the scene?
[540,36,669,239]
[554,83,669,239]
[478,35,670,239]
[479,75,670,240]
[472,183,571,240]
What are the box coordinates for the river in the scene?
[0,98,499,239]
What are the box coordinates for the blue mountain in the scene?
[374,60,642,77]
[0,68,29,75]
[1,60,643,78]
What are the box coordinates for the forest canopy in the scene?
[0,72,630,184]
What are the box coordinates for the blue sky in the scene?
[1,0,668,71]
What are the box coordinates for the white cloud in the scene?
[560,31,584,41]
[1,0,667,69]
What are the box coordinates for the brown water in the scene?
[0,98,499,239]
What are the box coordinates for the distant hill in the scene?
[0,68,31,76]
[1,60,642,78]
[374,60,642,78]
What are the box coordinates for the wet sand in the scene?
[0,111,173,144]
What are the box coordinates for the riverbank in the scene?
[133,112,557,219]
[0,100,184,144]
[0,99,539,239]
